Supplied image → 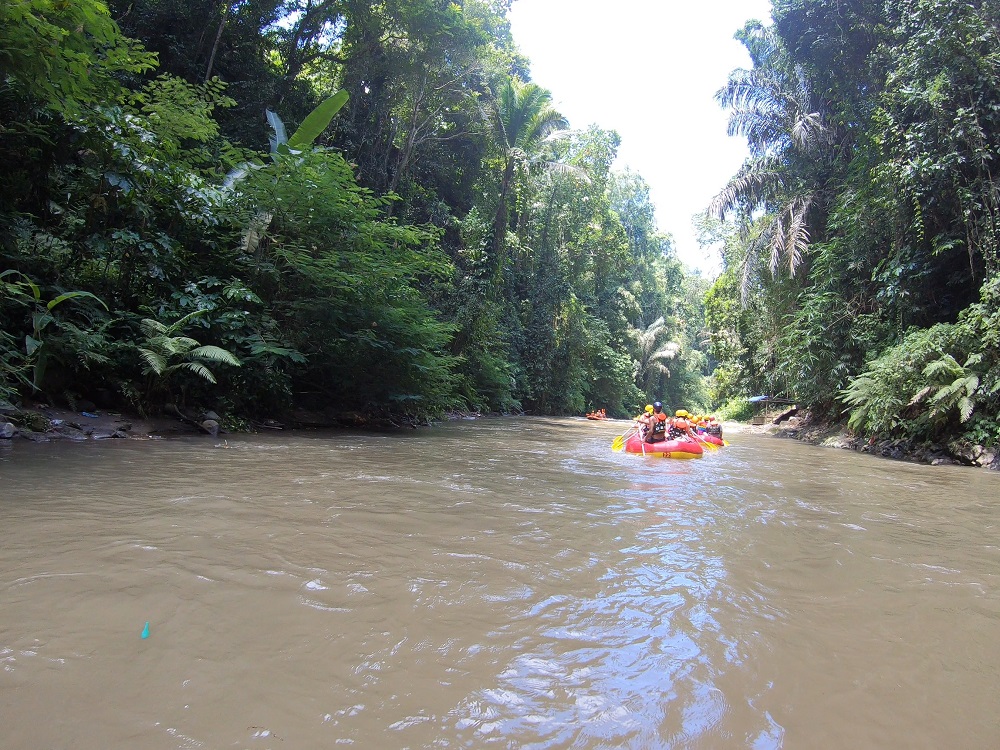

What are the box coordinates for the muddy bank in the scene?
[0,403,212,443]
[735,412,1000,471]
[0,401,478,446]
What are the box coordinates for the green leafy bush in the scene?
[841,278,1000,445]
[716,397,753,422]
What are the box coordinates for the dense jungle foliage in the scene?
[706,0,1000,452]
[2,1,997,455]
[0,0,709,424]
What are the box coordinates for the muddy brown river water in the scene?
[1,417,999,749]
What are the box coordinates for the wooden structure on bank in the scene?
[749,396,798,425]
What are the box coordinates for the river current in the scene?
[1,417,998,749]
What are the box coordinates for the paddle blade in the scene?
[612,426,638,452]
[723,439,730,446]
[694,435,719,451]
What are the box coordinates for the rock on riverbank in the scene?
[0,401,433,444]
[0,403,213,443]
[745,411,999,471]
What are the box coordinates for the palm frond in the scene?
[791,111,827,150]
[650,342,680,362]
[783,194,812,275]
[708,155,786,218]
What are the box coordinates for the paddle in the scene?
[700,430,728,448]
[611,424,640,452]
[690,430,719,451]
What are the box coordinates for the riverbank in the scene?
[0,403,208,443]
[0,401,477,444]
[4,404,997,471]
[739,411,1000,471]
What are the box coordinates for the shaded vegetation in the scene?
[1,0,708,425]
[706,0,1000,455]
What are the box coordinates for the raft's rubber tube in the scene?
[623,434,703,459]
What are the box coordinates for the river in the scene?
[1,417,998,749]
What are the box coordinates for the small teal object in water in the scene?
[141,622,150,639]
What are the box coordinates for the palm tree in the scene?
[486,78,569,276]
[709,22,833,292]
[632,316,680,396]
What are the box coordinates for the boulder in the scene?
[19,430,50,443]
[0,422,17,439]
[51,424,89,441]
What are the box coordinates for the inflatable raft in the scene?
[622,433,703,459]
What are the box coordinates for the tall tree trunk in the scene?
[204,2,230,82]
[492,156,515,278]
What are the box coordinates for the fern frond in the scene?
[964,353,983,368]
[958,396,975,423]
[922,356,960,379]
[171,336,201,352]
[174,361,217,383]
[139,348,167,375]
[960,374,980,397]
[190,345,241,366]
[164,309,210,335]
[140,318,168,337]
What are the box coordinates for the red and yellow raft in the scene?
[622,433,703,459]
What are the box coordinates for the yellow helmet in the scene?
[675,409,687,418]
[645,404,654,413]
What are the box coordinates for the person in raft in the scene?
[635,404,654,440]
[668,410,699,441]
[643,401,669,443]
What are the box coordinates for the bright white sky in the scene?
[508,0,773,275]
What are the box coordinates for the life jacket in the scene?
[668,417,689,439]
[652,411,667,433]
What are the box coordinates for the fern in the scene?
[138,313,241,396]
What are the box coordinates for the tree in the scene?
[1,0,156,117]
[710,21,836,287]
[632,317,680,396]
[486,78,568,278]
